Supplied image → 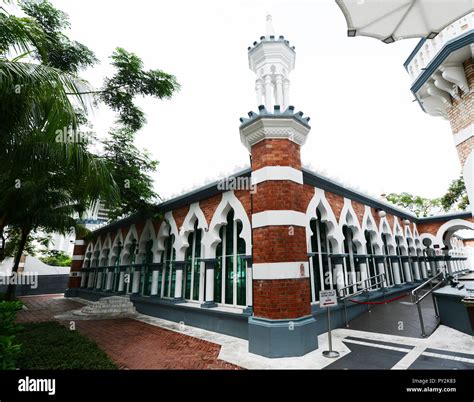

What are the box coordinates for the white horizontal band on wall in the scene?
[253,261,309,279]
[251,166,303,185]
[252,210,306,228]
[453,123,473,146]
[75,240,85,245]
[72,255,85,261]
[69,271,82,277]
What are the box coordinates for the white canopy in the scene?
[335,0,473,43]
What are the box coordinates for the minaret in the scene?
[404,12,473,214]
[248,14,296,112]
[240,16,317,358]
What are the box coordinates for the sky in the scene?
[50,0,461,201]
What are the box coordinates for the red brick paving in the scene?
[75,319,241,370]
[15,294,241,370]
[16,294,83,323]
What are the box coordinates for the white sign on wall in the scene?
[319,290,338,308]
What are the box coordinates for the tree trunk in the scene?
[5,227,30,300]
[0,226,5,262]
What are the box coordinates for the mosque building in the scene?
[66,15,474,358]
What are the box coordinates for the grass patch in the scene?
[16,321,117,369]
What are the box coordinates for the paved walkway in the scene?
[16,294,83,323]
[15,294,474,370]
[16,294,240,370]
[346,293,438,338]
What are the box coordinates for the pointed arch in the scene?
[137,219,158,262]
[83,242,94,268]
[90,238,102,266]
[379,214,396,251]
[306,188,343,253]
[99,233,112,266]
[204,191,252,258]
[176,203,208,260]
[339,198,366,254]
[109,229,124,265]
[393,218,408,255]
[121,225,139,264]
[157,211,179,252]
[362,206,383,253]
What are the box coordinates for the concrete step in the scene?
[73,296,136,317]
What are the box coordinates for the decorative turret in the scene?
[240,16,316,358]
[247,15,296,111]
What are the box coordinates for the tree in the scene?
[0,0,180,299]
[385,173,469,217]
[40,250,71,267]
[102,127,160,221]
[439,175,469,212]
[0,0,106,260]
[3,228,51,258]
[385,193,441,218]
[98,47,179,132]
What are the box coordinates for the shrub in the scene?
[0,300,23,335]
[0,300,23,370]
[0,335,21,369]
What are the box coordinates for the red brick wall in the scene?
[251,139,301,170]
[253,279,311,319]
[372,208,381,227]
[325,192,344,221]
[253,181,307,213]
[250,137,311,320]
[351,200,365,226]
[252,226,307,264]
[172,205,189,231]
[235,189,251,220]
[200,194,222,225]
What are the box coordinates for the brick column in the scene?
[447,59,473,211]
[240,106,317,357]
[65,237,86,297]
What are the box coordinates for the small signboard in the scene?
[319,290,338,308]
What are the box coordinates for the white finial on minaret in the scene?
[265,14,275,38]
[247,16,296,112]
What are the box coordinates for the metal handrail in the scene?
[411,270,446,337]
[338,273,387,327]
[339,273,386,300]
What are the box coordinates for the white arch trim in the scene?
[138,219,157,254]
[361,206,383,251]
[176,203,208,260]
[99,233,112,262]
[204,191,252,258]
[305,188,344,253]
[108,229,125,265]
[155,212,180,263]
[120,224,139,261]
[379,216,396,250]
[339,198,366,253]
[434,218,474,246]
